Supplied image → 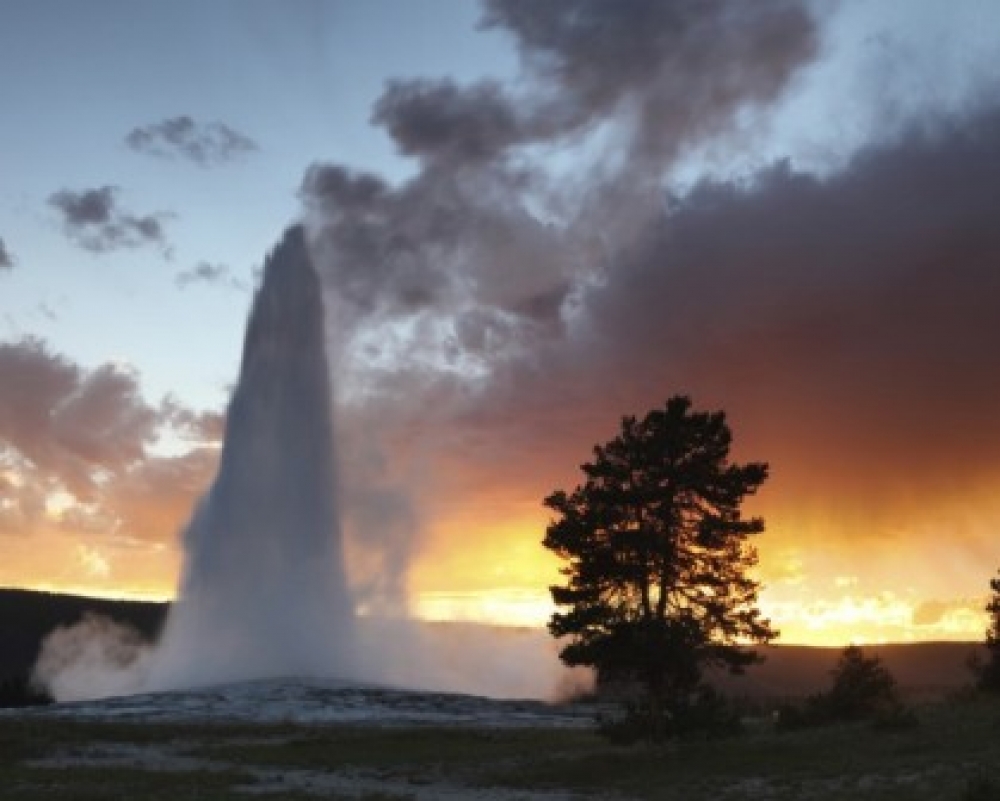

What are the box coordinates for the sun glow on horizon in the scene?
[1,507,992,645]
[2,574,988,646]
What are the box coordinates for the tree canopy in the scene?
[971,570,1000,691]
[543,396,776,714]
[820,645,899,720]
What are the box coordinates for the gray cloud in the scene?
[301,161,571,339]
[160,397,225,444]
[482,0,819,164]
[381,103,1000,550]
[50,186,116,226]
[175,261,247,291]
[48,186,170,254]
[0,339,158,500]
[304,0,819,344]
[367,2,817,176]
[0,237,14,271]
[0,339,220,542]
[568,108,1000,505]
[372,79,528,164]
[125,116,258,166]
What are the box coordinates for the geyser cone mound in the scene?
[150,226,355,689]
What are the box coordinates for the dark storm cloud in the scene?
[175,261,247,291]
[301,163,449,318]
[372,79,528,164]
[301,162,572,336]
[399,103,1000,539]
[0,237,14,271]
[125,116,258,166]
[48,186,170,254]
[375,0,807,167]
[482,0,819,162]
[299,1,822,605]
[320,99,1000,568]
[569,108,1000,502]
[305,0,819,352]
[299,0,1000,604]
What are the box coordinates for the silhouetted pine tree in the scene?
[972,571,1000,691]
[818,645,898,720]
[543,396,775,737]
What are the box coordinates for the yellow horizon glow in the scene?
[4,582,174,604]
[5,579,985,646]
[1,499,992,646]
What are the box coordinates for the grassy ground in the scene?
[2,694,1000,800]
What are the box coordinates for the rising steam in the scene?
[147,226,356,690]
[33,224,581,702]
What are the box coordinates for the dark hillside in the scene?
[0,589,981,703]
[715,641,983,703]
[0,588,168,680]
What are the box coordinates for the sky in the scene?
[2,0,1000,646]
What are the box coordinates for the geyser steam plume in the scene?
[149,225,355,689]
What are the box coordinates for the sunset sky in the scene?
[2,0,1000,646]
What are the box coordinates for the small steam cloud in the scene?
[354,620,592,700]
[32,613,152,703]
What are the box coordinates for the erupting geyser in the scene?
[149,226,356,689]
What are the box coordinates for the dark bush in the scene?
[820,645,899,720]
[775,646,913,730]
[599,685,743,744]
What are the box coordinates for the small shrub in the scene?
[823,645,898,720]
[774,646,912,730]
[598,685,742,744]
[598,707,660,745]
[672,686,743,738]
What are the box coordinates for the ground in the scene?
[1,681,999,800]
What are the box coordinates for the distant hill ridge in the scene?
[0,588,167,680]
[0,588,982,700]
